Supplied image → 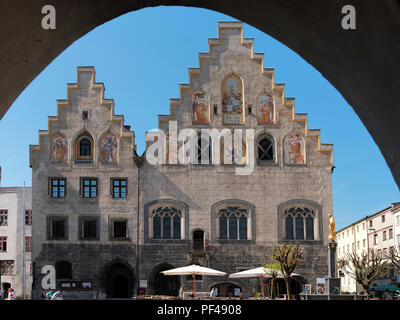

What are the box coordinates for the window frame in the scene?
[47,216,68,240]
[0,210,8,226]
[80,177,98,199]
[25,236,32,252]
[75,132,94,162]
[0,260,15,275]
[218,207,249,241]
[25,210,32,225]
[110,219,129,240]
[111,178,128,199]
[278,200,322,244]
[78,216,100,241]
[0,236,7,252]
[49,177,67,198]
[144,199,189,243]
[211,200,255,243]
[256,133,275,164]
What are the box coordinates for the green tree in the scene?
[264,262,281,299]
[272,243,303,300]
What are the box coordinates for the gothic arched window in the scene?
[220,132,247,165]
[284,207,315,241]
[257,134,274,163]
[152,207,182,240]
[193,132,212,164]
[218,207,248,240]
[75,131,94,161]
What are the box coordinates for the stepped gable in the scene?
[29,66,136,168]
[157,21,333,165]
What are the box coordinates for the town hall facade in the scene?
[29,22,334,299]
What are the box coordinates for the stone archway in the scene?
[150,263,180,296]
[1,1,399,188]
[103,260,135,299]
[211,282,242,298]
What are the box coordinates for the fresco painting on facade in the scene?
[100,132,118,164]
[257,93,274,125]
[286,133,305,165]
[50,132,68,163]
[192,91,209,125]
[221,74,243,125]
[165,131,182,164]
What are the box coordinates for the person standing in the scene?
[210,287,217,299]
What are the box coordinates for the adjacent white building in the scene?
[392,202,400,249]
[337,217,368,293]
[0,186,32,299]
[337,205,399,294]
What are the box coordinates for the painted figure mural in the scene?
[221,74,244,124]
[100,132,118,164]
[192,91,209,124]
[286,133,305,165]
[165,131,182,164]
[257,92,275,124]
[50,132,68,163]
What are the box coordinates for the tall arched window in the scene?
[220,132,247,165]
[193,132,212,164]
[152,207,182,240]
[218,207,248,240]
[257,134,274,163]
[75,131,94,161]
[284,207,315,241]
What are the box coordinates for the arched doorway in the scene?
[152,264,180,296]
[211,282,242,298]
[104,261,135,299]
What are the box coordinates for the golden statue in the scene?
[328,212,336,242]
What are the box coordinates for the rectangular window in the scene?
[382,215,385,223]
[357,241,360,249]
[25,236,31,252]
[363,239,366,248]
[0,210,8,226]
[357,226,359,233]
[25,210,32,225]
[0,260,15,275]
[389,228,393,239]
[50,178,66,198]
[81,178,97,198]
[396,216,400,226]
[82,220,98,239]
[369,220,373,228]
[112,220,127,238]
[363,223,365,230]
[49,219,66,239]
[374,234,378,245]
[0,237,7,252]
[383,230,387,241]
[112,178,127,198]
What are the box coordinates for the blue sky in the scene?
[0,7,398,229]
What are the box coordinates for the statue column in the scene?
[327,213,341,294]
